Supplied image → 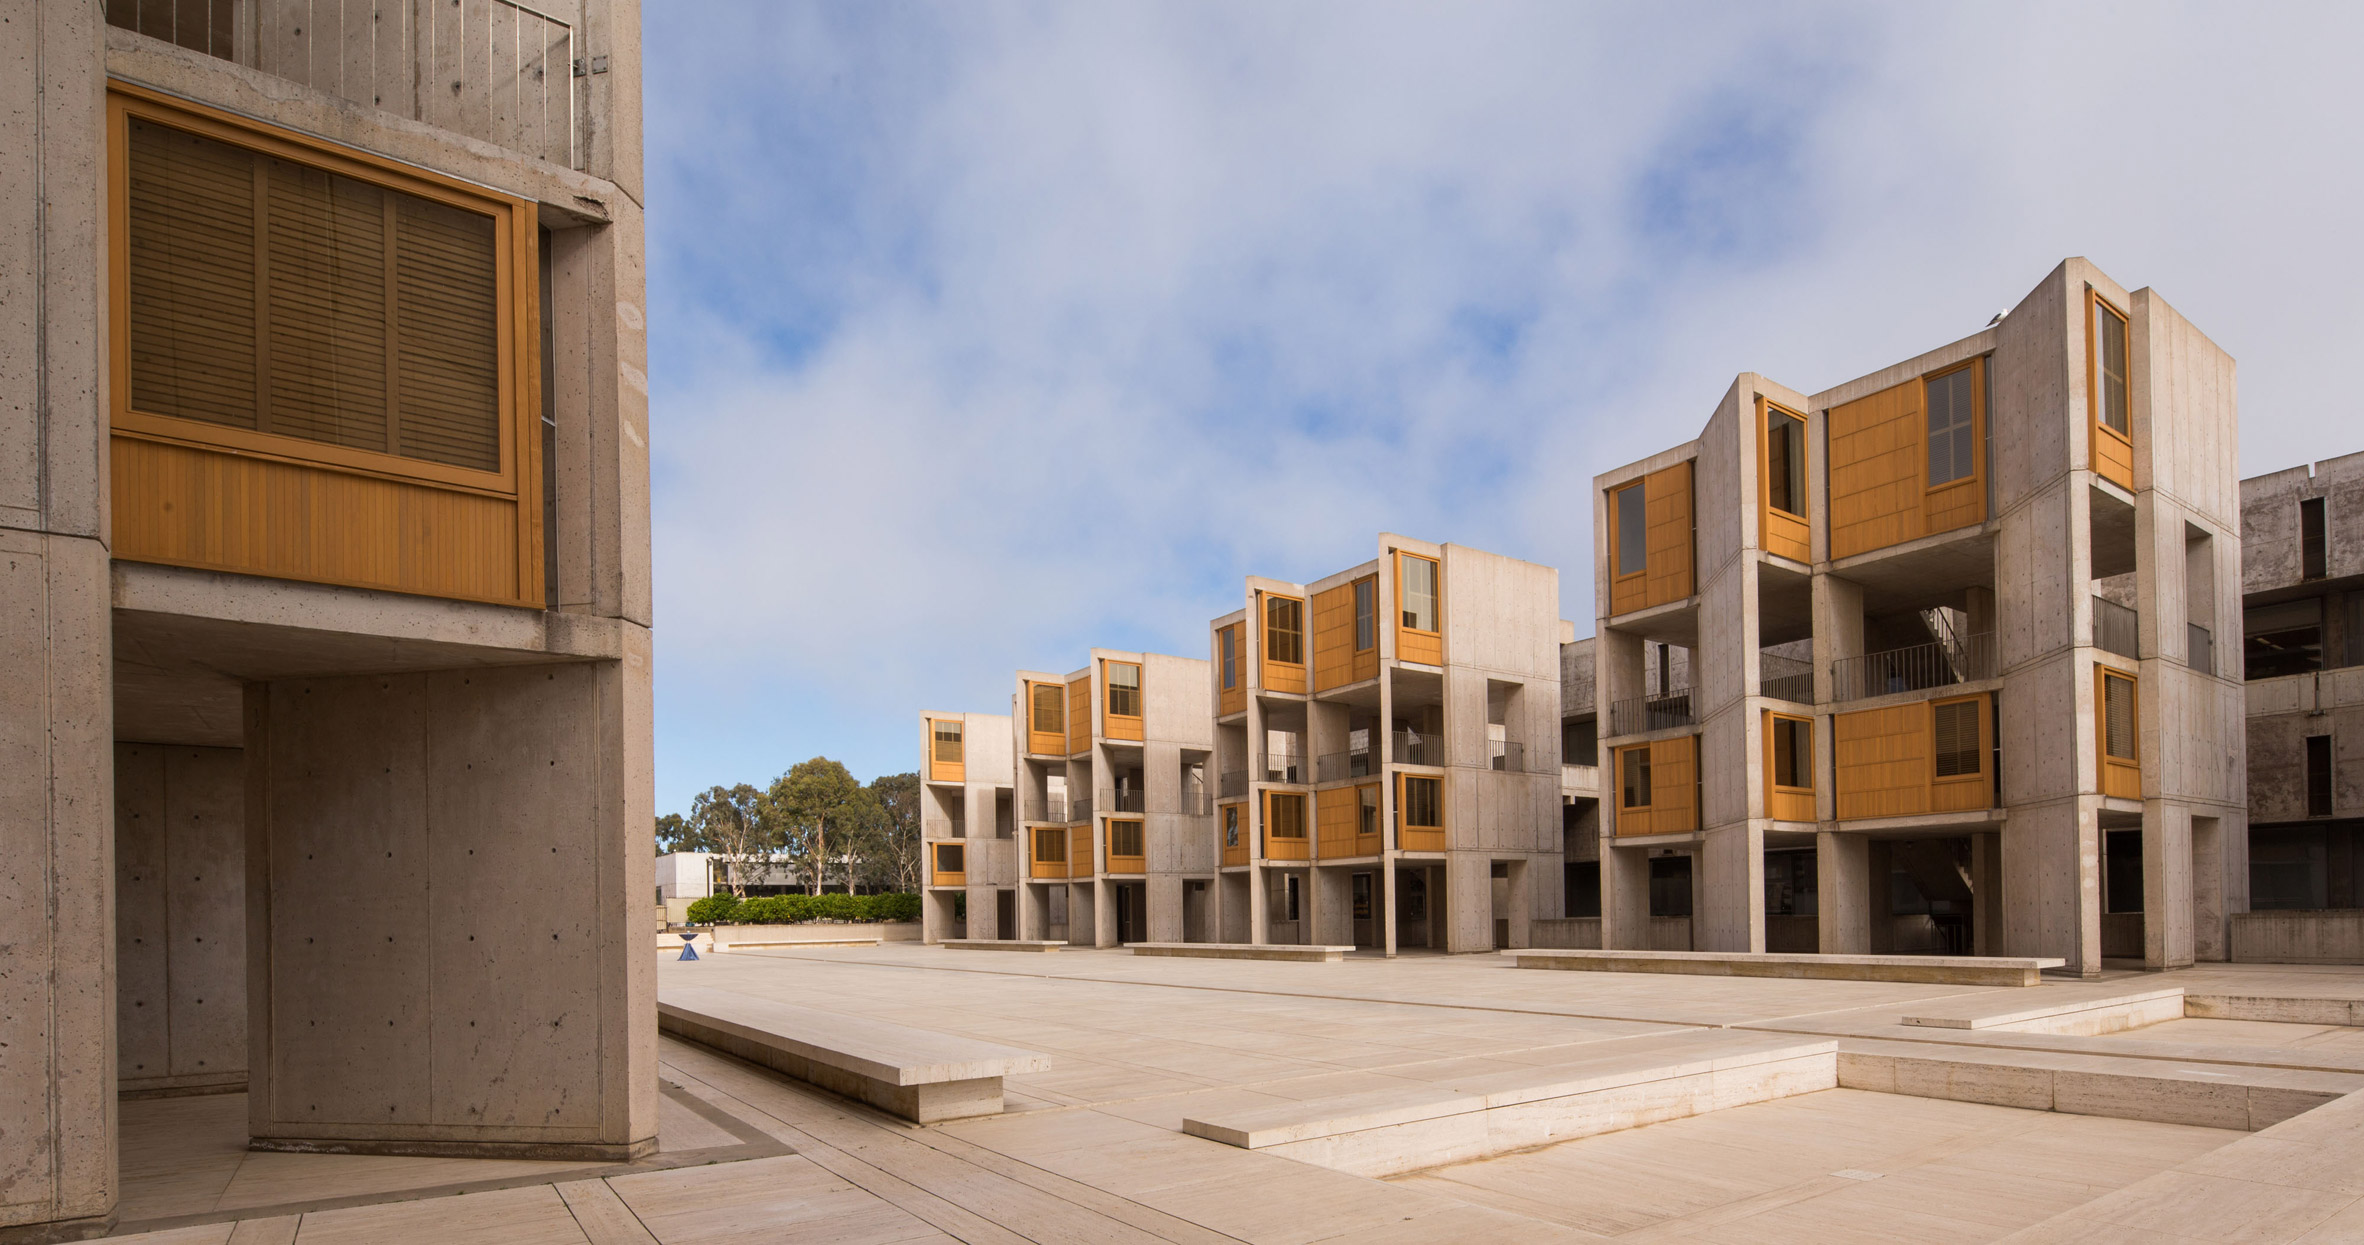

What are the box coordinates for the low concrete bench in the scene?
[1131,942,1352,962]
[940,939,1064,952]
[712,927,881,951]
[658,986,1051,1123]
[1840,1036,2363,1131]
[1182,1031,1835,1177]
[1506,948,2066,987]
[1900,986,2184,1035]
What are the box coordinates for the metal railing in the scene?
[1830,633,1995,702]
[1263,754,1305,784]
[1608,688,1694,736]
[2188,623,2214,676]
[2093,598,2138,659]
[1760,652,1814,704]
[1102,789,1145,814]
[1316,750,1377,782]
[1070,798,1094,824]
[1219,770,1248,798]
[1028,797,1067,823]
[1391,730,1442,766]
[1489,740,1526,773]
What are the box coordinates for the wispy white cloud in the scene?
[644,1,2364,809]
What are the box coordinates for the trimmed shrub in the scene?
[685,894,740,925]
[866,892,921,922]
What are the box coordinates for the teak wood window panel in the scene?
[106,86,543,606]
[1219,802,1248,867]
[2088,289,2134,491]
[2097,667,2141,799]
[1103,660,1144,741]
[1762,711,1816,823]
[1030,825,1066,879]
[1069,825,1094,879]
[1832,695,1991,821]
[1263,594,1308,693]
[1397,773,1444,852]
[1609,463,1696,615]
[1396,553,1443,665]
[1613,736,1697,835]
[1311,576,1380,691]
[928,719,965,783]
[1759,400,1811,563]
[1265,791,1310,861]
[931,843,966,887]
[1066,674,1093,755]
[1217,623,1246,715]
[1827,359,1988,560]
[1107,820,1145,873]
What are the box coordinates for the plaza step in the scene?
[1839,1035,2363,1130]
[1505,947,2064,986]
[1131,942,1351,962]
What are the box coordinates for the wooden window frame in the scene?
[1617,744,1653,812]
[107,85,538,502]
[1265,792,1307,840]
[1398,773,1443,831]
[1762,401,1809,521]
[1611,480,1647,582]
[1104,660,1143,720]
[2097,666,2140,764]
[1353,576,1378,652]
[1265,594,1305,666]
[1765,712,1814,794]
[2088,289,2132,440]
[1033,826,1066,863]
[1029,680,1064,741]
[931,719,964,765]
[1929,695,1986,787]
[1398,553,1441,637]
[1219,624,1239,689]
[1921,361,1983,494]
[1107,819,1145,869]
[933,842,966,873]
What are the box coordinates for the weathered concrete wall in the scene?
[2231,911,2364,964]
[116,744,246,1096]
[245,663,653,1158]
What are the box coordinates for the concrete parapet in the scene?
[1506,948,2064,986]
[1130,942,1350,962]
[2229,911,2364,965]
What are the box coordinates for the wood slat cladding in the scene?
[1216,623,1246,716]
[1833,695,1992,820]
[1827,360,1989,561]
[1025,681,1065,757]
[1316,783,1382,859]
[1762,711,1816,823]
[1218,802,1248,867]
[1106,820,1145,874]
[1608,462,1695,615]
[1068,825,1093,879]
[927,720,964,784]
[2097,667,2142,799]
[109,89,542,605]
[1397,772,1445,852]
[1102,660,1143,742]
[1758,399,1811,563]
[2088,290,2136,492]
[1261,593,1308,694]
[1613,736,1697,835]
[1311,579,1379,691]
[1029,825,1066,879]
[1264,791,1310,860]
[1065,674,1092,755]
[1395,553,1443,665]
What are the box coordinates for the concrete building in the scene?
[917,709,1017,940]
[1592,259,2246,976]
[5,3,651,1236]
[1210,536,1568,953]
[2241,452,2364,952]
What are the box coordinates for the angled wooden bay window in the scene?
[1104,660,1144,741]
[1066,673,1093,754]
[108,86,543,605]
[1263,593,1307,693]
[1219,802,1248,867]
[1613,737,1696,835]
[2089,291,2134,491]
[1217,623,1245,716]
[931,842,966,888]
[2097,668,2141,799]
[928,719,965,783]
[1029,824,1067,879]
[1397,553,1442,665]
[1265,791,1309,861]
[1608,463,1695,614]
[1760,400,1810,563]
[1312,575,1381,691]
[1397,772,1444,852]
[1027,681,1065,756]
[1828,359,1988,559]
[1107,819,1145,874]
[1762,712,1815,822]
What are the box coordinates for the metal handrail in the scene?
[1489,740,1526,773]
[1218,770,1248,798]
[1608,688,1694,736]
[1101,789,1145,814]
[2094,598,2138,659]
[1028,797,1067,823]
[1760,652,1813,704]
[1390,730,1442,766]
[1830,633,1995,702]
[1317,750,1377,782]
[1264,753,1304,784]
[1070,798,1094,824]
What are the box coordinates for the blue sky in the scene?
[642,2,2364,815]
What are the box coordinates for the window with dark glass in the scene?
[1106,662,1141,718]
[1766,406,1807,515]
[1266,596,1303,664]
[1223,805,1240,848]
[1358,785,1380,838]
[1109,820,1143,857]
[1933,700,1982,778]
[1771,716,1812,789]
[2302,498,2328,580]
[1401,556,1439,632]
[935,843,965,874]
[1615,482,1647,575]
[2102,672,2137,761]
[1034,828,1064,863]
[2245,599,2324,680]
[1268,793,1307,839]
[1032,682,1064,735]
[1620,747,1652,809]
[932,720,963,764]
[1354,577,1377,650]
[1401,776,1441,828]
[2094,298,2129,436]
[1220,626,1238,689]
[2309,736,2334,818]
[1926,366,1977,486]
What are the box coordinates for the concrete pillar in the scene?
[1971,831,2003,956]
[967,884,996,939]
[1603,844,1649,950]
[1147,874,1184,943]
[1698,823,1765,952]
[1092,878,1117,948]
[1447,853,1489,953]
[1816,832,1869,953]
[1811,576,1865,705]
[2004,800,2103,975]
[2192,813,2228,962]
[1247,865,1268,945]
[1381,856,1399,956]
[243,664,655,1160]
[2141,802,2195,969]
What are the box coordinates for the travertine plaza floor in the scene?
[111,946,2364,1243]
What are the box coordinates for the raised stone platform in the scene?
[1130,942,1351,962]
[940,938,1064,952]
[658,985,1052,1123]
[1506,948,2065,986]
[1840,1036,2363,1130]
[1182,1031,1837,1177]
[1901,986,2186,1034]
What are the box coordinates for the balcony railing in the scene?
[1391,730,1442,766]
[1070,798,1094,824]
[1102,789,1145,814]
[1264,754,1305,784]
[1489,740,1526,773]
[2189,623,2214,676]
[1028,797,1067,823]
[1608,688,1694,736]
[1760,652,1813,704]
[1219,770,1248,799]
[1830,633,1996,702]
[2093,598,2138,659]
[1317,750,1377,782]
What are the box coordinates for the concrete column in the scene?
[2004,800,2103,975]
[1091,878,1117,948]
[1447,853,1489,952]
[1247,866,1268,945]
[117,745,249,1097]
[2142,802,2195,969]
[1381,856,1399,956]
[2192,813,2228,962]
[1971,830,2003,956]
[1602,844,1649,950]
[243,664,655,1160]
[1811,576,1865,705]
[1698,824,1764,952]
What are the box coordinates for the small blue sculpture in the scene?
[678,930,700,961]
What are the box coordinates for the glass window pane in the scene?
[1616,483,1647,575]
[1402,557,1438,632]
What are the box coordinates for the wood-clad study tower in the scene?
[3,4,655,1235]
[1591,260,2245,976]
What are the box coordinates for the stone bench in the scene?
[1182,1031,1836,1177]
[658,986,1051,1123]
[1505,948,2066,987]
[1840,1035,2363,1131]
[1130,942,1352,962]
[1900,986,2184,1034]
[712,927,881,951]
[940,939,1064,952]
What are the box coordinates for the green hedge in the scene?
[688,892,920,925]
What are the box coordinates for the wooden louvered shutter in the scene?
[2103,674,2136,761]
[127,118,257,430]
[264,158,389,451]
[394,196,502,471]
